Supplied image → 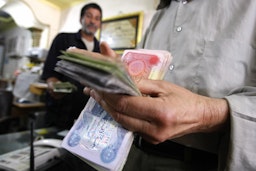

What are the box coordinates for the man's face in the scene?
[80,8,101,35]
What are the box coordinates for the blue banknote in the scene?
[62,98,134,171]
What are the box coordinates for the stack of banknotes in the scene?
[59,49,172,171]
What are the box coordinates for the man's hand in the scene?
[84,79,229,144]
[83,42,229,144]
[46,77,66,99]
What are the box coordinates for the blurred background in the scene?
[0,0,159,133]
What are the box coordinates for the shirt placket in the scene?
[168,1,189,72]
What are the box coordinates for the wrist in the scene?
[199,96,229,132]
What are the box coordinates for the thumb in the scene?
[100,41,119,58]
[136,79,163,97]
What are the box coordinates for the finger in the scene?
[102,93,161,122]
[67,46,108,59]
[88,89,103,103]
[98,97,153,134]
[83,87,91,95]
[100,42,119,58]
[138,133,162,145]
[136,79,165,96]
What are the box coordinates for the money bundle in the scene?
[55,50,141,96]
[60,49,172,171]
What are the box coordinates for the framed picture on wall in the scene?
[99,12,144,54]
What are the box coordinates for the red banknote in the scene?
[122,49,172,82]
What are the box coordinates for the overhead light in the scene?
[0,0,7,8]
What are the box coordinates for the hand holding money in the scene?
[60,44,172,171]
[55,46,172,96]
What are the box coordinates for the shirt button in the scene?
[169,64,174,71]
[182,0,188,4]
[176,26,182,32]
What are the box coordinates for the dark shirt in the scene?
[41,30,100,129]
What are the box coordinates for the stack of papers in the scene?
[60,49,172,171]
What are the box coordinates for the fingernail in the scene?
[90,89,100,102]
[83,87,90,95]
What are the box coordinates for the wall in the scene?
[22,0,62,48]
[1,0,55,48]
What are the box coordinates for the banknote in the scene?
[52,82,77,93]
[60,49,172,171]
[122,49,172,81]
[61,98,134,171]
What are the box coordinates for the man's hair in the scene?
[80,3,102,19]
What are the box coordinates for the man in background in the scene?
[41,3,102,130]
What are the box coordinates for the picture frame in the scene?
[99,12,144,54]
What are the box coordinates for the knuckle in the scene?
[112,95,129,112]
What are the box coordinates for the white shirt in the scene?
[82,37,94,52]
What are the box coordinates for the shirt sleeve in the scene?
[225,87,256,170]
